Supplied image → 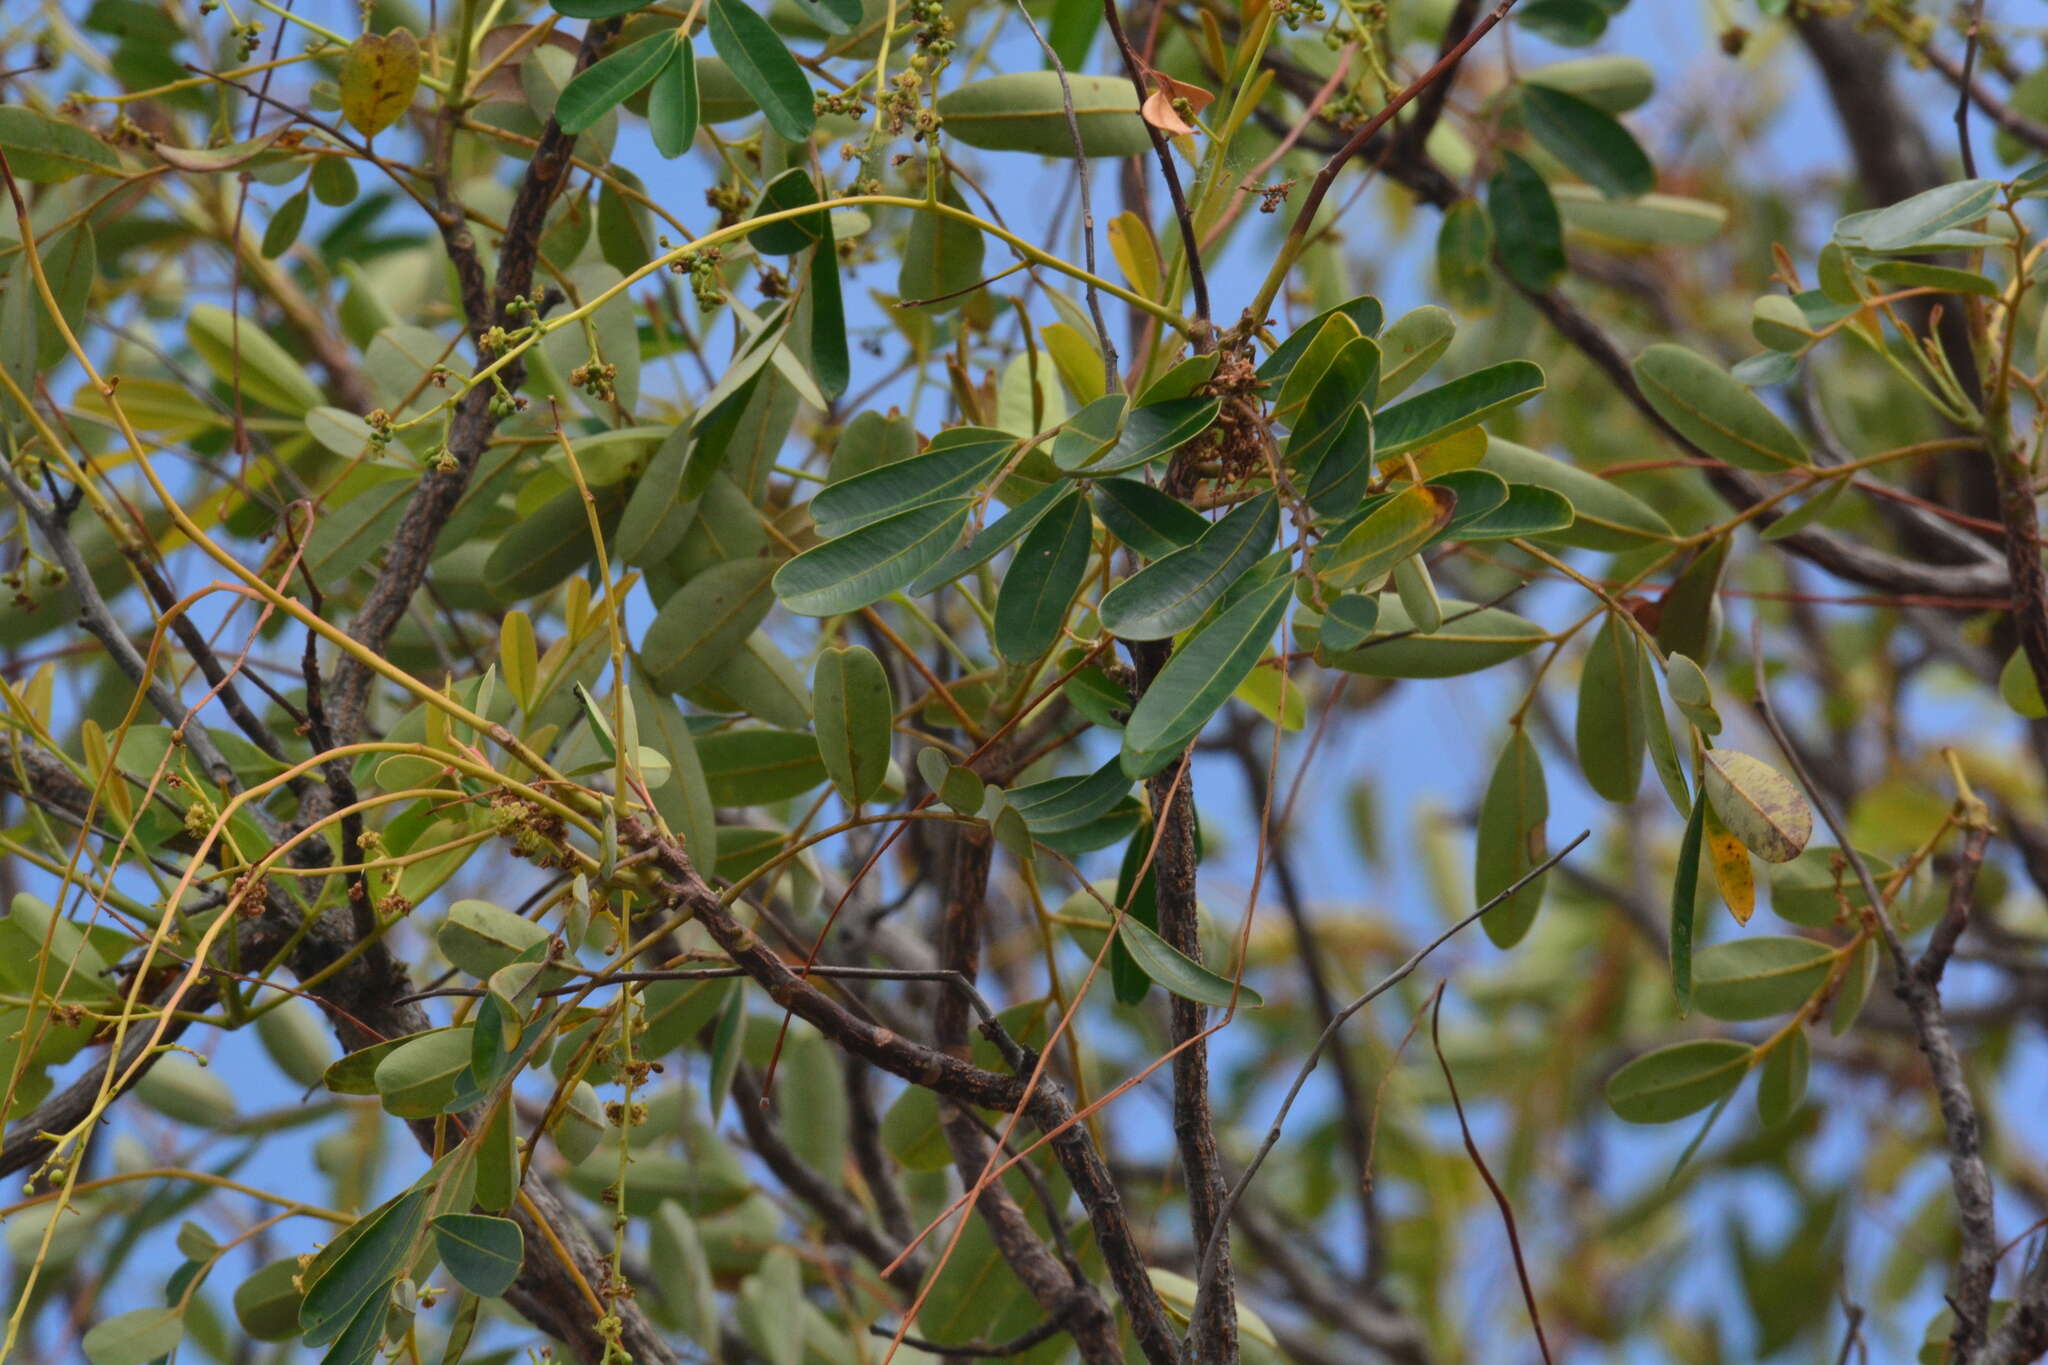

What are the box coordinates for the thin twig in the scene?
[1429,982,1554,1365]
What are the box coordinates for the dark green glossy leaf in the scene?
[1100,493,1278,640]
[1671,788,1705,1013]
[1121,563,1293,776]
[994,489,1092,659]
[1117,915,1262,1008]
[557,31,675,134]
[1375,360,1545,458]
[811,427,1011,537]
[1488,151,1566,291]
[1083,396,1220,474]
[1518,82,1653,199]
[776,497,974,616]
[748,167,828,255]
[300,1188,431,1345]
[1093,477,1209,557]
[706,0,817,140]
[648,39,700,158]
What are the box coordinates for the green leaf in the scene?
[807,231,849,399]
[1009,758,1131,834]
[439,899,549,980]
[300,1188,431,1345]
[1767,846,1891,927]
[643,557,779,692]
[1042,395,1121,475]
[1100,493,1277,640]
[82,1307,183,1365]
[1048,0,1102,69]
[1316,484,1454,591]
[1701,748,1813,864]
[1836,178,2000,253]
[1518,82,1653,199]
[1121,564,1293,776]
[372,1027,479,1118]
[0,105,124,181]
[260,187,309,259]
[1283,336,1378,477]
[233,1258,306,1342]
[1437,199,1494,310]
[1671,788,1706,1013]
[696,727,829,805]
[1093,477,1210,557]
[1553,185,1727,244]
[748,167,829,254]
[935,72,1152,157]
[1474,728,1549,948]
[1605,1039,1752,1124]
[813,646,892,805]
[1517,0,1609,46]
[1116,915,1262,1008]
[1082,396,1221,474]
[908,480,1071,592]
[1458,483,1576,540]
[1479,439,1669,549]
[739,1248,805,1365]
[2002,647,2048,719]
[1257,294,1383,387]
[648,38,701,158]
[1316,594,1380,652]
[1756,1030,1809,1128]
[900,179,987,309]
[811,428,1011,537]
[706,0,817,140]
[994,488,1093,659]
[187,304,325,415]
[651,1203,720,1354]
[1633,344,1808,470]
[1377,360,1546,458]
[550,0,651,18]
[1832,936,1876,1036]
[1376,305,1455,401]
[557,31,675,134]
[1524,54,1654,113]
[1322,596,1546,678]
[1488,151,1566,291]
[430,1214,525,1299]
[775,497,974,616]
[1576,612,1646,802]
[1865,258,2001,298]
[1693,936,1836,1021]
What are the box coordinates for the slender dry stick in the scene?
[1187,830,1589,1331]
[1429,981,1554,1365]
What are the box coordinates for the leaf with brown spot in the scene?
[340,29,422,139]
[1701,747,1812,865]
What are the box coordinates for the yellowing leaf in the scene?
[340,29,422,138]
[1701,799,1755,924]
